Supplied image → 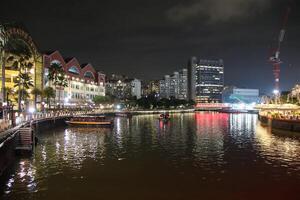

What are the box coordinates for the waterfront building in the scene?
[43,51,105,107]
[159,75,170,99]
[131,78,142,99]
[222,86,260,104]
[106,76,141,100]
[178,68,188,100]
[142,80,160,97]
[159,69,188,100]
[188,57,224,103]
[0,24,43,109]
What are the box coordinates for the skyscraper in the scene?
[188,57,224,103]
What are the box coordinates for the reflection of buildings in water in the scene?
[193,112,229,165]
[4,160,37,195]
[229,114,257,134]
[4,127,110,195]
[255,124,300,166]
[157,120,170,134]
[195,112,229,133]
[63,128,108,164]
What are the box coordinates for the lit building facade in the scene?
[178,68,188,100]
[106,76,141,100]
[43,51,105,106]
[159,75,170,99]
[142,80,160,97]
[131,78,141,99]
[188,57,224,103]
[159,69,188,100]
[222,86,259,104]
[0,25,43,109]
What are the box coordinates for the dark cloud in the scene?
[167,0,273,23]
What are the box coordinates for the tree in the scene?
[92,95,111,105]
[55,74,68,108]
[42,87,55,109]
[14,88,30,111]
[31,88,42,110]
[4,87,14,105]
[1,33,33,111]
[47,62,67,108]
[13,69,34,110]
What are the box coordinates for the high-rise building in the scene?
[170,72,179,98]
[159,75,170,99]
[179,69,188,100]
[188,57,224,103]
[142,80,159,97]
[106,75,141,100]
[131,78,141,99]
[159,69,188,100]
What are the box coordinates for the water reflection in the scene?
[1,113,300,199]
[255,124,300,171]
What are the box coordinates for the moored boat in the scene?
[65,116,114,127]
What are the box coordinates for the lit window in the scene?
[68,66,80,74]
[84,71,94,79]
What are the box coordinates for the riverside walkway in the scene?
[0,110,95,148]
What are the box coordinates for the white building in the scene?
[131,78,141,99]
[43,51,106,107]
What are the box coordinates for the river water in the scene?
[0,113,300,200]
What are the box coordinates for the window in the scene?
[68,66,80,75]
[84,71,94,79]
[51,60,62,66]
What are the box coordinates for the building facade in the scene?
[188,57,224,103]
[43,51,105,107]
[106,75,141,100]
[159,69,188,100]
[142,80,160,97]
[131,78,142,99]
[222,86,259,104]
[0,25,43,109]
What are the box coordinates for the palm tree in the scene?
[31,88,42,110]
[14,70,34,110]
[42,87,55,109]
[56,74,68,108]
[1,33,32,104]
[5,42,33,111]
[4,86,14,104]
[14,88,30,111]
[47,62,67,108]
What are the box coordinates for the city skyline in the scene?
[1,0,300,93]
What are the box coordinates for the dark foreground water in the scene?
[1,113,300,200]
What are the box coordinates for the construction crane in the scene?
[269,6,291,103]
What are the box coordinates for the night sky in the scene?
[1,0,300,93]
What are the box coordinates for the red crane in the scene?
[269,6,291,98]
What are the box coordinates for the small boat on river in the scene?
[65,116,114,127]
[159,113,170,122]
